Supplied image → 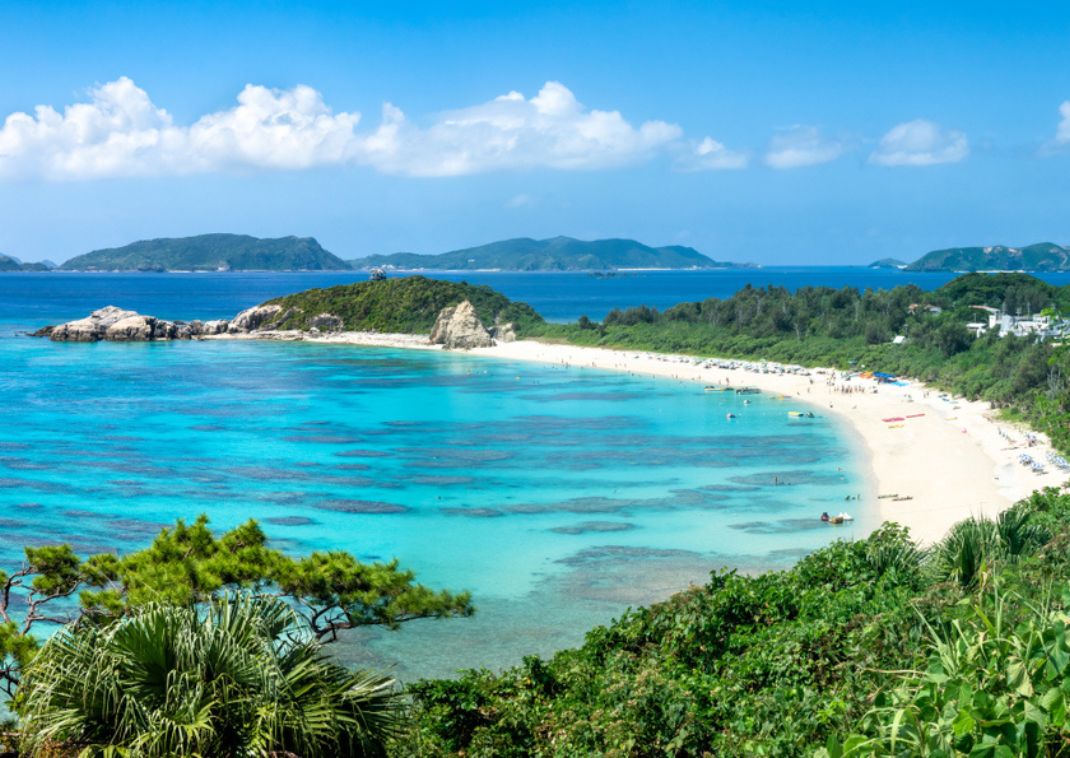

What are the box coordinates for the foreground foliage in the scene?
[402,489,1070,756]
[17,595,401,757]
[0,515,472,698]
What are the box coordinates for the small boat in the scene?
[836,512,854,522]
[726,413,737,420]
[735,387,761,395]
[743,399,751,405]
[704,385,729,392]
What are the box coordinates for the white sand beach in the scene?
[217,331,1067,544]
[473,340,1066,544]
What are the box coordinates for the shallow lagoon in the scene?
[1,328,872,678]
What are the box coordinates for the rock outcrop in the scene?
[429,300,494,350]
[228,304,284,333]
[38,306,216,342]
[47,306,141,342]
[200,320,230,335]
[491,321,517,343]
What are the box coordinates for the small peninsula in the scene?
[33,275,542,348]
[905,241,1070,272]
[349,235,749,271]
[58,233,350,272]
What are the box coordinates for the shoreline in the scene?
[213,331,1067,545]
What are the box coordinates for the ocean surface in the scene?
[0,266,1017,678]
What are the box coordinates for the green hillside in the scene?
[264,275,543,333]
[906,242,1070,272]
[349,236,746,271]
[0,254,50,271]
[58,234,351,272]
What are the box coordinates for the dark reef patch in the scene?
[265,516,317,526]
[728,518,827,535]
[315,499,410,514]
[440,507,505,518]
[550,521,637,535]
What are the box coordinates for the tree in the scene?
[17,595,403,757]
[0,515,473,698]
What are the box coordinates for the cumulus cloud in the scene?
[678,136,748,171]
[0,78,695,180]
[869,119,968,166]
[1054,101,1070,145]
[763,126,845,169]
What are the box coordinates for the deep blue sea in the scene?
[1,267,1052,679]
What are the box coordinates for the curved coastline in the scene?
[471,340,1064,544]
[210,330,1066,544]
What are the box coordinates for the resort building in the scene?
[966,305,1070,340]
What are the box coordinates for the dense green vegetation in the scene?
[349,236,746,271]
[58,233,350,271]
[265,275,544,334]
[530,273,1070,452]
[0,515,471,703]
[401,489,1070,756]
[17,596,402,756]
[906,242,1070,272]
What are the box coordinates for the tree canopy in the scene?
[0,515,472,698]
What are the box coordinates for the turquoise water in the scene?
[0,274,877,678]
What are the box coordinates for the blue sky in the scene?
[1,0,1069,264]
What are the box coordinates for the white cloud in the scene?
[1055,101,1070,145]
[763,126,845,169]
[869,119,968,166]
[506,193,535,208]
[678,136,748,171]
[0,78,692,180]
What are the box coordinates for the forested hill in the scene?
[0,253,51,271]
[349,236,747,271]
[906,242,1070,271]
[58,234,351,272]
[263,275,543,334]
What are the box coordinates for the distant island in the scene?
[905,242,1070,272]
[0,253,53,272]
[348,236,750,271]
[868,257,907,269]
[58,234,350,272]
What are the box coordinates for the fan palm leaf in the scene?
[17,595,401,757]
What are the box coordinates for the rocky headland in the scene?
[32,298,514,351]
